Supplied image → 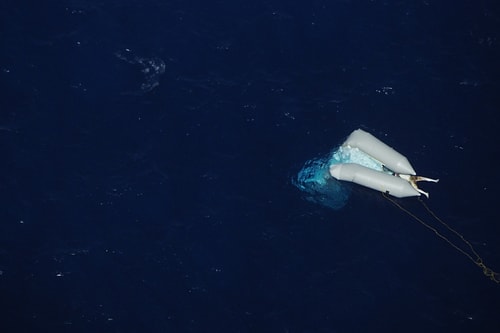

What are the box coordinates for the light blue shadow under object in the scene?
[293,145,389,210]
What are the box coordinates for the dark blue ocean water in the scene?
[1,1,500,332]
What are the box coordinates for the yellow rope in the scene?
[382,192,499,283]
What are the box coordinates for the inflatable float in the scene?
[294,130,500,283]
[329,129,438,198]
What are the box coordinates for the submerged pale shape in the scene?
[293,145,386,210]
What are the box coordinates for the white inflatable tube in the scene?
[329,163,420,198]
[343,129,416,175]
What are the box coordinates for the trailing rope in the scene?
[382,192,499,283]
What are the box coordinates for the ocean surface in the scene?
[1,1,500,332]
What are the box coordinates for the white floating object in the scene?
[343,129,416,175]
[329,129,438,198]
[329,163,420,198]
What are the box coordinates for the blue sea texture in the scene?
[2,0,500,332]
